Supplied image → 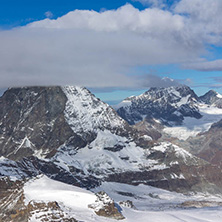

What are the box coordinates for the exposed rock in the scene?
[0,178,25,221]
[19,201,77,222]
[134,118,163,141]
[0,86,73,160]
[119,200,137,209]
[0,156,100,189]
[88,191,125,220]
[0,177,78,222]
[184,118,222,167]
[180,200,222,209]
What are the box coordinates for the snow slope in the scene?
[53,132,195,178]
[24,176,222,222]
[62,86,125,135]
[24,176,98,222]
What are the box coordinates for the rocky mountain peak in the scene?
[62,86,127,136]
[199,90,222,107]
[0,86,128,161]
[116,85,201,125]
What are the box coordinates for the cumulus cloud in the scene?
[0,2,222,89]
[30,4,184,34]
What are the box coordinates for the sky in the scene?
[0,0,222,103]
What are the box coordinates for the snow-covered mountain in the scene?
[115,85,222,142]
[1,85,222,221]
[0,86,221,194]
[0,86,129,161]
[115,85,201,125]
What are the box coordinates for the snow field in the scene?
[24,176,222,222]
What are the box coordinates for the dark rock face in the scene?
[0,156,100,189]
[0,87,75,160]
[0,178,25,222]
[180,200,222,209]
[200,90,219,104]
[185,119,222,167]
[0,86,131,161]
[116,85,201,125]
[106,163,222,194]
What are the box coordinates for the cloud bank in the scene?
[0,1,222,89]
[184,59,222,71]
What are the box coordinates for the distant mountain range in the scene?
[115,85,222,125]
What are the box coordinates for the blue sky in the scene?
[0,0,222,104]
[0,0,143,28]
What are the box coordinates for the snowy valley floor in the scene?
[163,104,222,140]
[24,176,222,222]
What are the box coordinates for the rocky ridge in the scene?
[199,90,222,108]
[116,85,201,125]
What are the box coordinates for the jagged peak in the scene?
[145,84,194,94]
[116,84,201,125]
[129,84,198,103]
[200,90,218,97]
[61,85,126,135]
[199,89,222,104]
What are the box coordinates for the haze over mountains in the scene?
[1,85,222,221]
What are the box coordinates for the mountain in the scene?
[115,85,201,125]
[199,90,222,108]
[1,86,222,221]
[0,86,130,161]
[0,86,221,191]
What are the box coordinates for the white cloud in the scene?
[0,3,222,89]
[30,4,184,34]
[174,0,222,44]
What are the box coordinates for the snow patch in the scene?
[216,93,222,99]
